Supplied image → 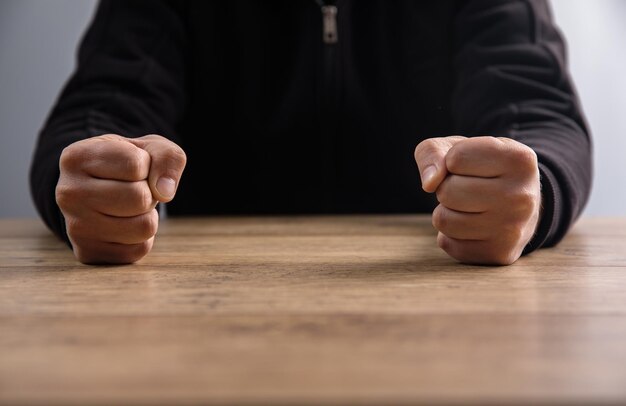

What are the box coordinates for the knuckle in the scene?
[136,210,159,240]
[518,190,537,213]
[486,233,524,265]
[59,144,85,172]
[435,184,450,206]
[120,240,153,263]
[507,187,539,219]
[65,216,87,239]
[510,144,538,169]
[141,186,155,211]
[73,246,94,264]
[141,134,186,169]
[436,232,449,251]
[96,133,124,142]
[431,205,448,231]
[444,147,465,173]
[414,139,431,156]
[73,243,106,265]
[164,146,187,172]
[437,234,466,263]
[55,181,78,210]
[490,250,518,266]
[502,223,525,246]
[414,139,438,162]
[172,145,187,164]
[130,182,154,212]
[142,134,167,143]
[124,148,150,179]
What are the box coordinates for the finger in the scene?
[71,237,155,265]
[414,136,466,192]
[66,209,159,245]
[435,174,500,213]
[86,179,157,217]
[437,232,521,266]
[56,176,157,218]
[60,135,151,182]
[130,135,187,202]
[445,136,538,178]
[431,204,493,241]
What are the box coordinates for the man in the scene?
[30,0,592,265]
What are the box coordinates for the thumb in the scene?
[129,134,187,202]
[414,136,466,193]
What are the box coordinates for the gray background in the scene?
[1,0,624,218]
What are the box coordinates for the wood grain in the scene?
[1,215,626,405]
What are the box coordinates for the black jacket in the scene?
[31,0,592,252]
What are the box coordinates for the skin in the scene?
[414,136,542,265]
[57,133,539,265]
[56,134,186,264]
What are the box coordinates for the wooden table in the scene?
[1,215,626,405]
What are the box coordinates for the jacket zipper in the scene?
[315,0,340,209]
[319,2,338,102]
[321,5,338,44]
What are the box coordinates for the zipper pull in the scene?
[321,5,338,44]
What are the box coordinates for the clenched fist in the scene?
[56,134,186,264]
[414,136,541,265]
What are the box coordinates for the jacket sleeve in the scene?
[451,0,592,253]
[29,0,187,242]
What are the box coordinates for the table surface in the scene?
[1,215,626,405]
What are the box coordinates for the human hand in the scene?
[414,136,541,265]
[55,134,187,264]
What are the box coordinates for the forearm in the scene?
[451,0,592,252]
[30,0,187,241]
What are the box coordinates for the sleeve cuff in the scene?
[522,162,562,255]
